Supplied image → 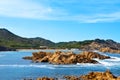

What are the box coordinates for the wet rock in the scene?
[22,56,32,60]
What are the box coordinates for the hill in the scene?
[55,39,120,50]
[0,28,120,53]
[0,28,55,49]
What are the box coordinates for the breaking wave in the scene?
[94,57,120,68]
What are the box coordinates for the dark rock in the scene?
[0,46,16,51]
[22,56,32,60]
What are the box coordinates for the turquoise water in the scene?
[0,50,120,80]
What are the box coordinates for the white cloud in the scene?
[0,0,59,19]
[0,0,120,23]
[74,12,120,23]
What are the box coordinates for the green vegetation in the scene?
[0,28,55,49]
[1,28,119,50]
[55,40,93,49]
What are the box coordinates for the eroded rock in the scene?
[100,47,120,53]
[23,51,111,64]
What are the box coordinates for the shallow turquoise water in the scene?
[0,50,120,80]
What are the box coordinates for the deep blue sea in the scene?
[0,50,120,80]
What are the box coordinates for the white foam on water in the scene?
[76,63,99,66]
[107,57,120,61]
[94,57,120,68]
[0,64,55,69]
[0,63,100,69]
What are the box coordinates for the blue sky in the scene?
[0,0,120,42]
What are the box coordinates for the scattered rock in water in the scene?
[64,70,120,80]
[37,77,55,80]
[23,51,111,64]
[24,70,120,80]
[80,70,120,80]
[22,56,32,60]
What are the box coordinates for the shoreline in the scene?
[16,48,71,51]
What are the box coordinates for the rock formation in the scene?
[82,39,120,53]
[24,70,120,80]
[37,77,54,80]
[23,51,110,64]
[64,70,120,80]
[0,46,15,51]
[99,47,120,53]
[80,70,120,80]
[79,51,110,59]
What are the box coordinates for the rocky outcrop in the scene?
[22,56,32,60]
[24,70,120,80]
[100,47,120,53]
[37,77,54,80]
[0,46,15,51]
[80,70,120,80]
[82,39,120,54]
[23,51,110,64]
[64,70,120,80]
[80,51,110,59]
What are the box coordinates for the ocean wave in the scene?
[76,63,100,66]
[0,64,55,69]
[0,64,100,69]
[94,57,120,68]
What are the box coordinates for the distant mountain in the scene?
[55,39,120,51]
[0,28,120,52]
[0,28,55,49]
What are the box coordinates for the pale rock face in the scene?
[23,51,110,64]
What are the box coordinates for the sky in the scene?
[0,0,120,42]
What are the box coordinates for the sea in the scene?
[0,49,120,80]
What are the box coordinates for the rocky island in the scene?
[23,51,110,64]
